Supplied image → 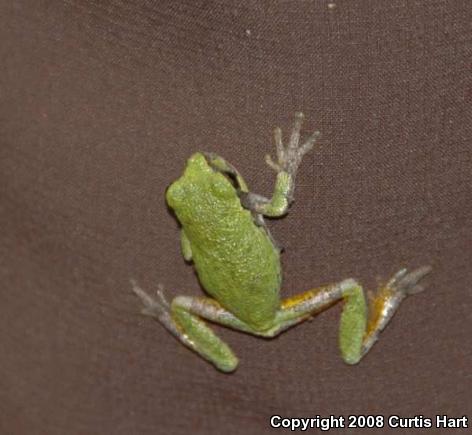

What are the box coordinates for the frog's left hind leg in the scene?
[131,280,238,372]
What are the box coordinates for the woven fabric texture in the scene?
[1,1,471,434]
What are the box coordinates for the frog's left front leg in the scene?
[241,112,320,217]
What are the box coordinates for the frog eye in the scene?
[205,153,245,191]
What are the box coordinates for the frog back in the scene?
[166,153,281,330]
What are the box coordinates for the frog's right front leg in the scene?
[131,280,238,372]
[241,112,320,217]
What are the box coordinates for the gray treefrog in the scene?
[131,113,431,372]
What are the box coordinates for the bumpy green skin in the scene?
[339,285,367,364]
[132,118,430,372]
[166,153,281,330]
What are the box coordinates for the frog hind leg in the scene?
[269,266,432,364]
[174,266,430,364]
[131,266,431,371]
[353,266,433,363]
[131,280,238,372]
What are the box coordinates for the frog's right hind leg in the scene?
[269,266,432,364]
[131,280,238,372]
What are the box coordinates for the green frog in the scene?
[132,113,430,372]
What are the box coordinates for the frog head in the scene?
[166,153,242,226]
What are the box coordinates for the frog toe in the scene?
[389,266,432,296]
[267,112,320,177]
[131,279,170,317]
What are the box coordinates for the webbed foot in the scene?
[131,280,239,372]
[265,112,321,177]
[356,265,433,361]
[131,280,180,336]
[386,265,432,296]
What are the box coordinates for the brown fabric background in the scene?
[1,1,471,434]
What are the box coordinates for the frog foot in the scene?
[386,265,432,296]
[265,112,321,177]
[131,279,171,321]
[358,265,432,360]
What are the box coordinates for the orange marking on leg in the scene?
[366,286,394,335]
[281,287,328,309]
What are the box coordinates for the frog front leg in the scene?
[180,229,192,261]
[131,280,239,372]
[240,112,320,217]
